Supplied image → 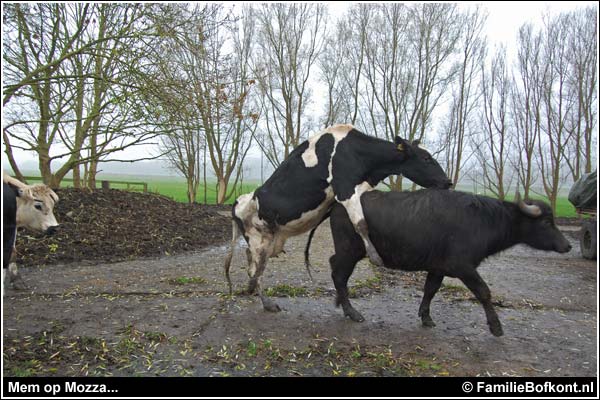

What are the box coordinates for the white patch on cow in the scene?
[234,193,267,231]
[234,193,275,273]
[338,182,375,227]
[301,124,353,169]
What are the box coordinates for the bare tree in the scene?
[476,47,513,200]
[359,3,462,190]
[146,4,257,204]
[3,4,93,185]
[511,23,543,199]
[563,6,598,180]
[536,12,573,212]
[320,4,372,127]
[3,3,165,188]
[251,3,326,168]
[439,6,487,187]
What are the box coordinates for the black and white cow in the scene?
[2,173,59,292]
[224,124,451,312]
[326,189,572,336]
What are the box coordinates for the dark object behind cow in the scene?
[328,189,571,336]
[3,182,18,270]
[568,171,596,211]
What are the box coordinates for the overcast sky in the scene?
[3,1,597,173]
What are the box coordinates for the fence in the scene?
[20,176,148,193]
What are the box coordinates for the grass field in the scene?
[21,173,581,217]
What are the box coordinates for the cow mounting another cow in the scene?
[224,124,451,312]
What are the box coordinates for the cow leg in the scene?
[418,272,444,327]
[338,184,383,266]
[6,241,27,290]
[458,269,503,337]
[7,262,27,290]
[248,251,280,312]
[245,234,280,312]
[330,253,364,322]
[329,204,367,322]
[245,248,252,267]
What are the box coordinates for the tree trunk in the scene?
[72,160,81,188]
[187,179,196,204]
[216,177,227,204]
[87,160,98,190]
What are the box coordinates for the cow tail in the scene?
[304,210,331,282]
[304,227,317,282]
[223,218,240,296]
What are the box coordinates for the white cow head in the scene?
[16,184,60,235]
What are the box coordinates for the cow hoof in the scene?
[489,322,504,337]
[368,254,384,267]
[421,317,436,328]
[246,281,257,295]
[262,299,281,313]
[9,276,28,290]
[344,308,365,322]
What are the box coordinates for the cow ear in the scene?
[412,139,421,147]
[15,186,35,200]
[395,136,409,152]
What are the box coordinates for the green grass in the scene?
[145,178,259,204]
[167,276,207,286]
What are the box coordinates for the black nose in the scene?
[559,243,572,253]
[45,226,58,235]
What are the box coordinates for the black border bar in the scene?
[2,377,597,398]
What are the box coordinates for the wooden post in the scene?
[101,180,110,190]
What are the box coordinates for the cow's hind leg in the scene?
[245,235,280,312]
[458,269,503,336]
[330,253,364,322]
[250,251,280,312]
[418,272,444,327]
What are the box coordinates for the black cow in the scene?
[327,189,571,336]
[224,124,451,312]
[3,182,18,294]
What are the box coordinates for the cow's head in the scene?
[15,184,60,235]
[515,192,571,253]
[392,137,453,189]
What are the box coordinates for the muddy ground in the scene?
[3,217,596,377]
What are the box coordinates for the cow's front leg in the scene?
[338,183,383,267]
[7,262,27,290]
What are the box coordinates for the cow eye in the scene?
[34,204,43,211]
